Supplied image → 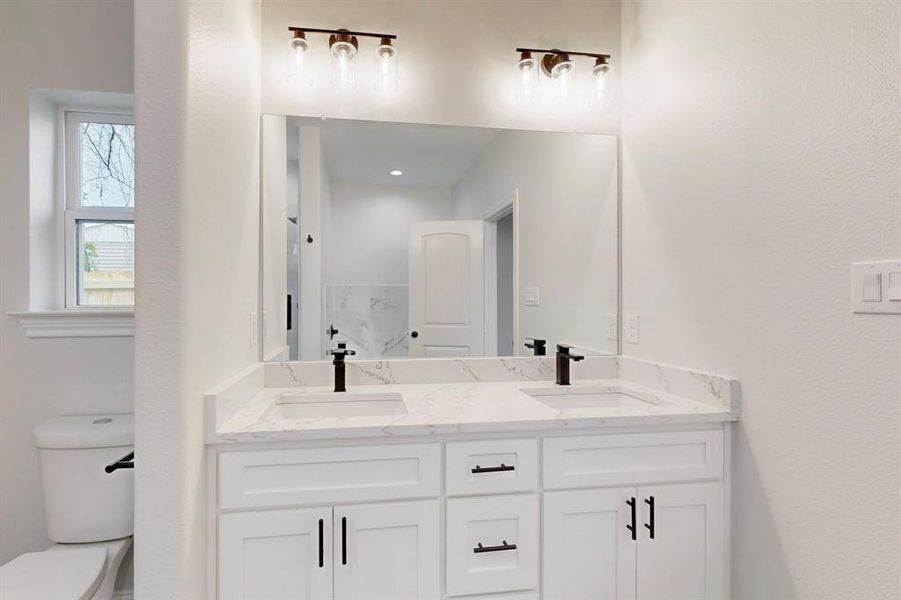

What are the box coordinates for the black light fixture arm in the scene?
[516,47,610,61]
[289,26,397,41]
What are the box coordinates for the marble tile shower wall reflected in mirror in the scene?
[261,115,618,361]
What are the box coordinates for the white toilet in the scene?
[1,414,134,600]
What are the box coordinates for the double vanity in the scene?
[205,355,739,599]
[219,114,740,599]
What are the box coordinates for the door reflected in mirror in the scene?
[261,116,618,361]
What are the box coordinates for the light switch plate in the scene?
[606,313,618,341]
[852,260,901,314]
[624,314,640,344]
[523,287,540,307]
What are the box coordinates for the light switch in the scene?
[523,287,540,307]
[862,272,882,302]
[852,260,901,314]
[888,272,901,301]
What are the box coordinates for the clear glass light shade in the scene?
[289,37,313,87]
[550,59,575,99]
[375,44,399,91]
[331,41,357,89]
[592,63,610,106]
[516,56,539,103]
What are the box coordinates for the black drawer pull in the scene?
[644,496,655,539]
[473,540,517,553]
[471,463,515,474]
[626,497,637,541]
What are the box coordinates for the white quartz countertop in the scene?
[211,377,737,443]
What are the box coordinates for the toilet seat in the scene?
[0,546,106,599]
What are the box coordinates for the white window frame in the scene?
[63,110,135,309]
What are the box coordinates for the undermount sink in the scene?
[524,386,665,411]
[264,392,407,419]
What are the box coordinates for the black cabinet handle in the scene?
[473,540,517,553]
[644,496,655,539]
[626,497,637,541]
[318,519,324,568]
[471,463,515,474]
[410,330,419,338]
[341,517,347,565]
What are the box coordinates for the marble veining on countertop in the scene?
[209,373,738,444]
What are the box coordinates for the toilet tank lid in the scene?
[34,414,134,449]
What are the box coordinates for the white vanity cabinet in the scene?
[219,507,332,600]
[212,428,728,600]
[542,483,725,600]
[541,431,726,600]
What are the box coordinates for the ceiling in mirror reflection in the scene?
[287,117,499,187]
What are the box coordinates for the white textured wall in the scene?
[0,0,134,569]
[453,131,619,354]
[134,1,261,597]
[262,0,621,134]
[326,183,454,285]
[621,2,901,598]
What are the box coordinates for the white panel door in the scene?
[637,482,726,600]
[543,488,637,600]
[218,507,332,600]
[408,221,484,357]
[334,499,440,600]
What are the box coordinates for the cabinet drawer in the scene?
[446,439,538,496]
[446,494,539,597]
[219,443,441,510]
[543,430,723,489]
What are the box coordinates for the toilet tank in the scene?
[33,414,134,543]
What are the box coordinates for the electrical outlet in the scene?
[523,287,540,306]
[249,312,258,346]
[606,313,618,341]
[624,314,640,344]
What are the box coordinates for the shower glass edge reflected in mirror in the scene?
[260,115,618,362]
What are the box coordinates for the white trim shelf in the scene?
[8,310,134,338]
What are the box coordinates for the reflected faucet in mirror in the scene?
[524,338,546,356]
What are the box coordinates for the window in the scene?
[64,111,135,307]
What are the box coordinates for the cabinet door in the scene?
[543,488,637,600]
[334,499,440,600]
[218,507,332,600]
[637,482,725,600]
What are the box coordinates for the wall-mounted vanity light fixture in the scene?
[289,27,398,91]
[515,47,610,105]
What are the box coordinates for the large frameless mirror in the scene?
[260,115,618,361]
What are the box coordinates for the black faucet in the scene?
[555,344,584,386]
[329,342,356,392]
[524,338,547,356]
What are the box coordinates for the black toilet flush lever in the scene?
[104,451,135,473]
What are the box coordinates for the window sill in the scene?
[8,309,134,338]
